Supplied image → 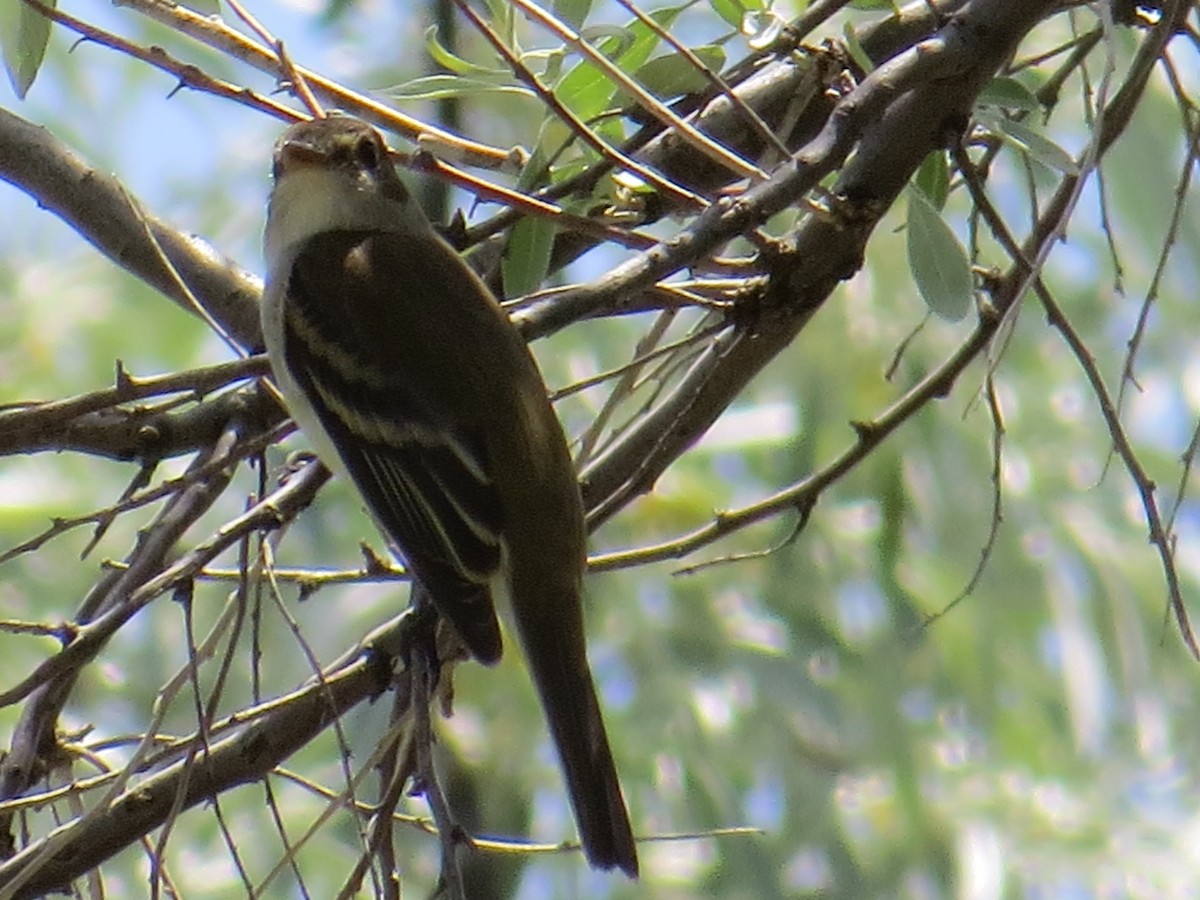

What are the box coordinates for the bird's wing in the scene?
[280,229,505,661]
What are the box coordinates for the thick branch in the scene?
[0,619,396,898]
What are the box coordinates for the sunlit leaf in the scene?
[625,45,726,100]
[389,74,535,102]
[709,0,761,29]
[906,186,973,321]
[556,6,687,119]
[0,0,53,98]
[709,0,742,29]
[424,25,508,77]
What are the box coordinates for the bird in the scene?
[260,113,637,877]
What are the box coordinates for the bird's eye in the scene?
[355,136,381,170]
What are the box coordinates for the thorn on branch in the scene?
[850,419,878,441]
[82,458,159,560]
[0,619,78,646]
[929,374,955,399]
[359,542,392,576]
[115,360,134,396]
[171,578,195,609]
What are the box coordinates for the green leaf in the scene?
[1,0,53,98]
[708,0,761,29]
[914,151,950,210]
[481,0,515,30]
[501,145,558,298]
[995,116,1080,175]
[976,77,1040,112]
[842,21,874,74]
[906,186,973,322]
[502,214,556,299]
[539,47,566,82]
[709,0,742,28]
[556,5,687,119]
[626,45,726,100]
[424,25,507,77]
[388,75,535,103]
[553,0,592,30]
[578,24,635,53]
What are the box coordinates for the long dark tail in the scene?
[501,472,637,875]
[431,563,636,872]
[529,634,638,876]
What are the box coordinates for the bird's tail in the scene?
[505,573,637,876]
[539,665,639,876]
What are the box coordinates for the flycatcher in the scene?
[261,114,637,876]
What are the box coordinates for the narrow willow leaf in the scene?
[626,46,726,100]
[424,25,507,77]
[976,76,1040,112]
[556,6,686,119]
[996,116,1080,175]
[481,0,514,29]
[578,24,635,52]
[906,186,973,322]
[389,75,535,102]
[842,22,874,74]
[503,215,557,299]
[502,146,557,298]
[1,0,53,98]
